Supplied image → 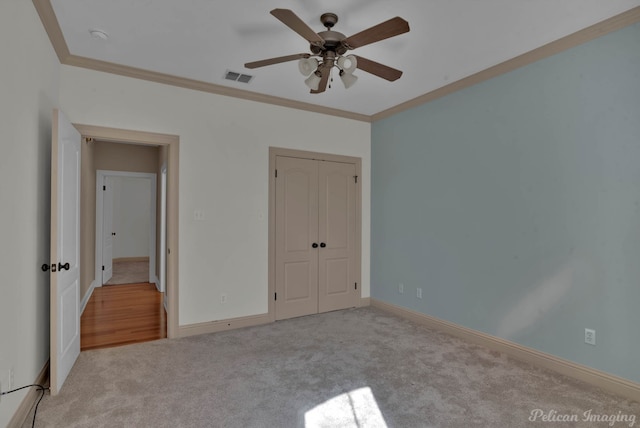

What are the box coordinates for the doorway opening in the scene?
[76,124,180,341]
[96,171,157,287]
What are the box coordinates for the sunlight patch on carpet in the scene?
[305,387,388,428]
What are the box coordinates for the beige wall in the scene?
[79,141,161,300]
[94,141,160,174]
[59,65,371,326]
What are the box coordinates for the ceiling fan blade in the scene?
[245,53,310,69]
[271,9,325,46]
[342,17,409,49]
[353,55,403,81]
[310,66,331,94]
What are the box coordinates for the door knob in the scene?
[58,262,70,271]
[320,242,326,248]
[42,263,58,272]
[312,243,318,248]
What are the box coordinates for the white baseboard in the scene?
[180,300,371,338]
[179,313,272,338]
[7,360,49,428]
[80,280,98,315]
[152,275,160,292]
[113,256,149,263]
[370,298,640,402]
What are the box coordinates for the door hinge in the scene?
[275,169,278,178]
[355,282,358,290]
[354,175,358,183]
[102,265,105,271]
[103,185,106,191]
[274,292,277,301]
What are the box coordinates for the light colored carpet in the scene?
[25,307,639,427]
[105,261,149,285]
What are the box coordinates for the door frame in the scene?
[95,170,157,287]
[75,124,180,339]
[268,147,362,322]
[159,163,168,295]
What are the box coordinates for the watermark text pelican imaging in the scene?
[529,409,636,427]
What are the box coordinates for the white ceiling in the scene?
[49,0,640,116]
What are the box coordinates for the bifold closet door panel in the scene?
[318,161,357,313]
[275,156,319,320]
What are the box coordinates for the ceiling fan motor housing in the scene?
[309,12,348,56]
[312,30,348,55]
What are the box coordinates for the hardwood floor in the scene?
[81,283,167,351]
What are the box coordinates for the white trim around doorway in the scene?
[75,123,180,339]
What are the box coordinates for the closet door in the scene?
[275,156,319,320]
[318,161,357,312]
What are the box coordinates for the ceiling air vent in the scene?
[224,70,253,84]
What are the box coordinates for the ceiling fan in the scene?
[244,9,410,93]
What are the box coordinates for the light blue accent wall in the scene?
[371,23,640,383]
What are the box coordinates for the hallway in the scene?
[81,283,166,351]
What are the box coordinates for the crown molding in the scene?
[33,1,640,123]
[371,6,640,121]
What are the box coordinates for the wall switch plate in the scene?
[194,210,205,221]
[417,288,423,299]
[398,283,404,294]
[585,328,596,345]
[221,294,227,304]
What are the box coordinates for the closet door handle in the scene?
[312,243,319,248]
[320,242,326,248]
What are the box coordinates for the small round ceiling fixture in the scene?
[89,29,109,40]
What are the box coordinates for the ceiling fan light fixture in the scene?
[339,70,358,89]
[304,71,322,90]
[298,57,319,76]
[337,55,357,74]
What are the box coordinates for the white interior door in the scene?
[102,176,114,284]
[50,109,81,395]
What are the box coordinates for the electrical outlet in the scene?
[585,328,596,345]
[0,368,12,395]
[221,294,227,304]
[417,288,422,299]
[398,283,404,294]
